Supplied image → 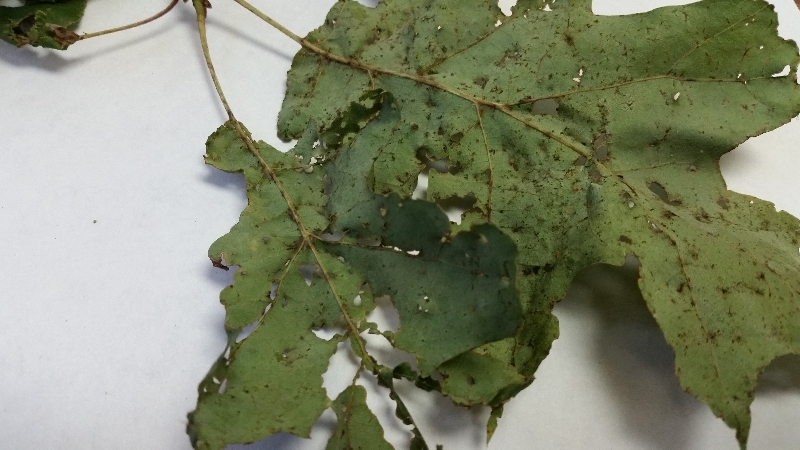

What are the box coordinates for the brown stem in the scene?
[79,0,180,41]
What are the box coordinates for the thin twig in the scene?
[79,0,180,41]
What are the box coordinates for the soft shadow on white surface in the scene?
[561,260,706,450]
[2,0,799,449]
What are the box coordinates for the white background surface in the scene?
[1,0,799,449]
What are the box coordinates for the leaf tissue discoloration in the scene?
[0,0,88,49]
[193,0,800,448]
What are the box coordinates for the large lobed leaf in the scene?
[263,0,800,448]
[189,0,800,448]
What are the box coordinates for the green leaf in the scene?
[189,89,522,448]
[329,200,520,376]
[275,0,800,447]
[326,385,395,450]
[0,0,87,49]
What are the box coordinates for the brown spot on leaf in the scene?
[589,167,603,183]
[649,181,673,204]
[48,24,80,47]
[592,133,609,161]
[211,258,229,271]
[449,132,464,143]
[694,208,712,223]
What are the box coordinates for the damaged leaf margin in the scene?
[188,89,523,449]
[0,0,88,49]
[273,0,800,447]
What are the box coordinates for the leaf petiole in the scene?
[78,0,180,41]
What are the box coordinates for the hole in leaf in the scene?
[354,371,416,448]
[235,323,257,343]
[321,340,361,399]
[312,321,347,341]
[218,379,228,394]
[226,409,339,449]
[592,1,696,16]
[392,376,490,445]
[362,329,419,371]
[269,282,278,300]
[530,98,559,116]
[498,0,515,16]
[367,295,400,333]
[298,264,320,286]
[0,0,24,6]
[416,147,451,174]
[772,65,791,78]
[355,0,380,7]
[412,172,428,200]
[434,193,477,224]
[428,159,449,173]
[235,304,272,343]
[12,15,35,36]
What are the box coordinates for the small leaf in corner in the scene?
[0,0,88,49]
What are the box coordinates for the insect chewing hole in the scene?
[312,322,347,341]
[320,339,362,401]
[298,264,320,286]
[772,65,790,78]
[366,295,400,333]
[433,193,477,224]
[497,0,516,16]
